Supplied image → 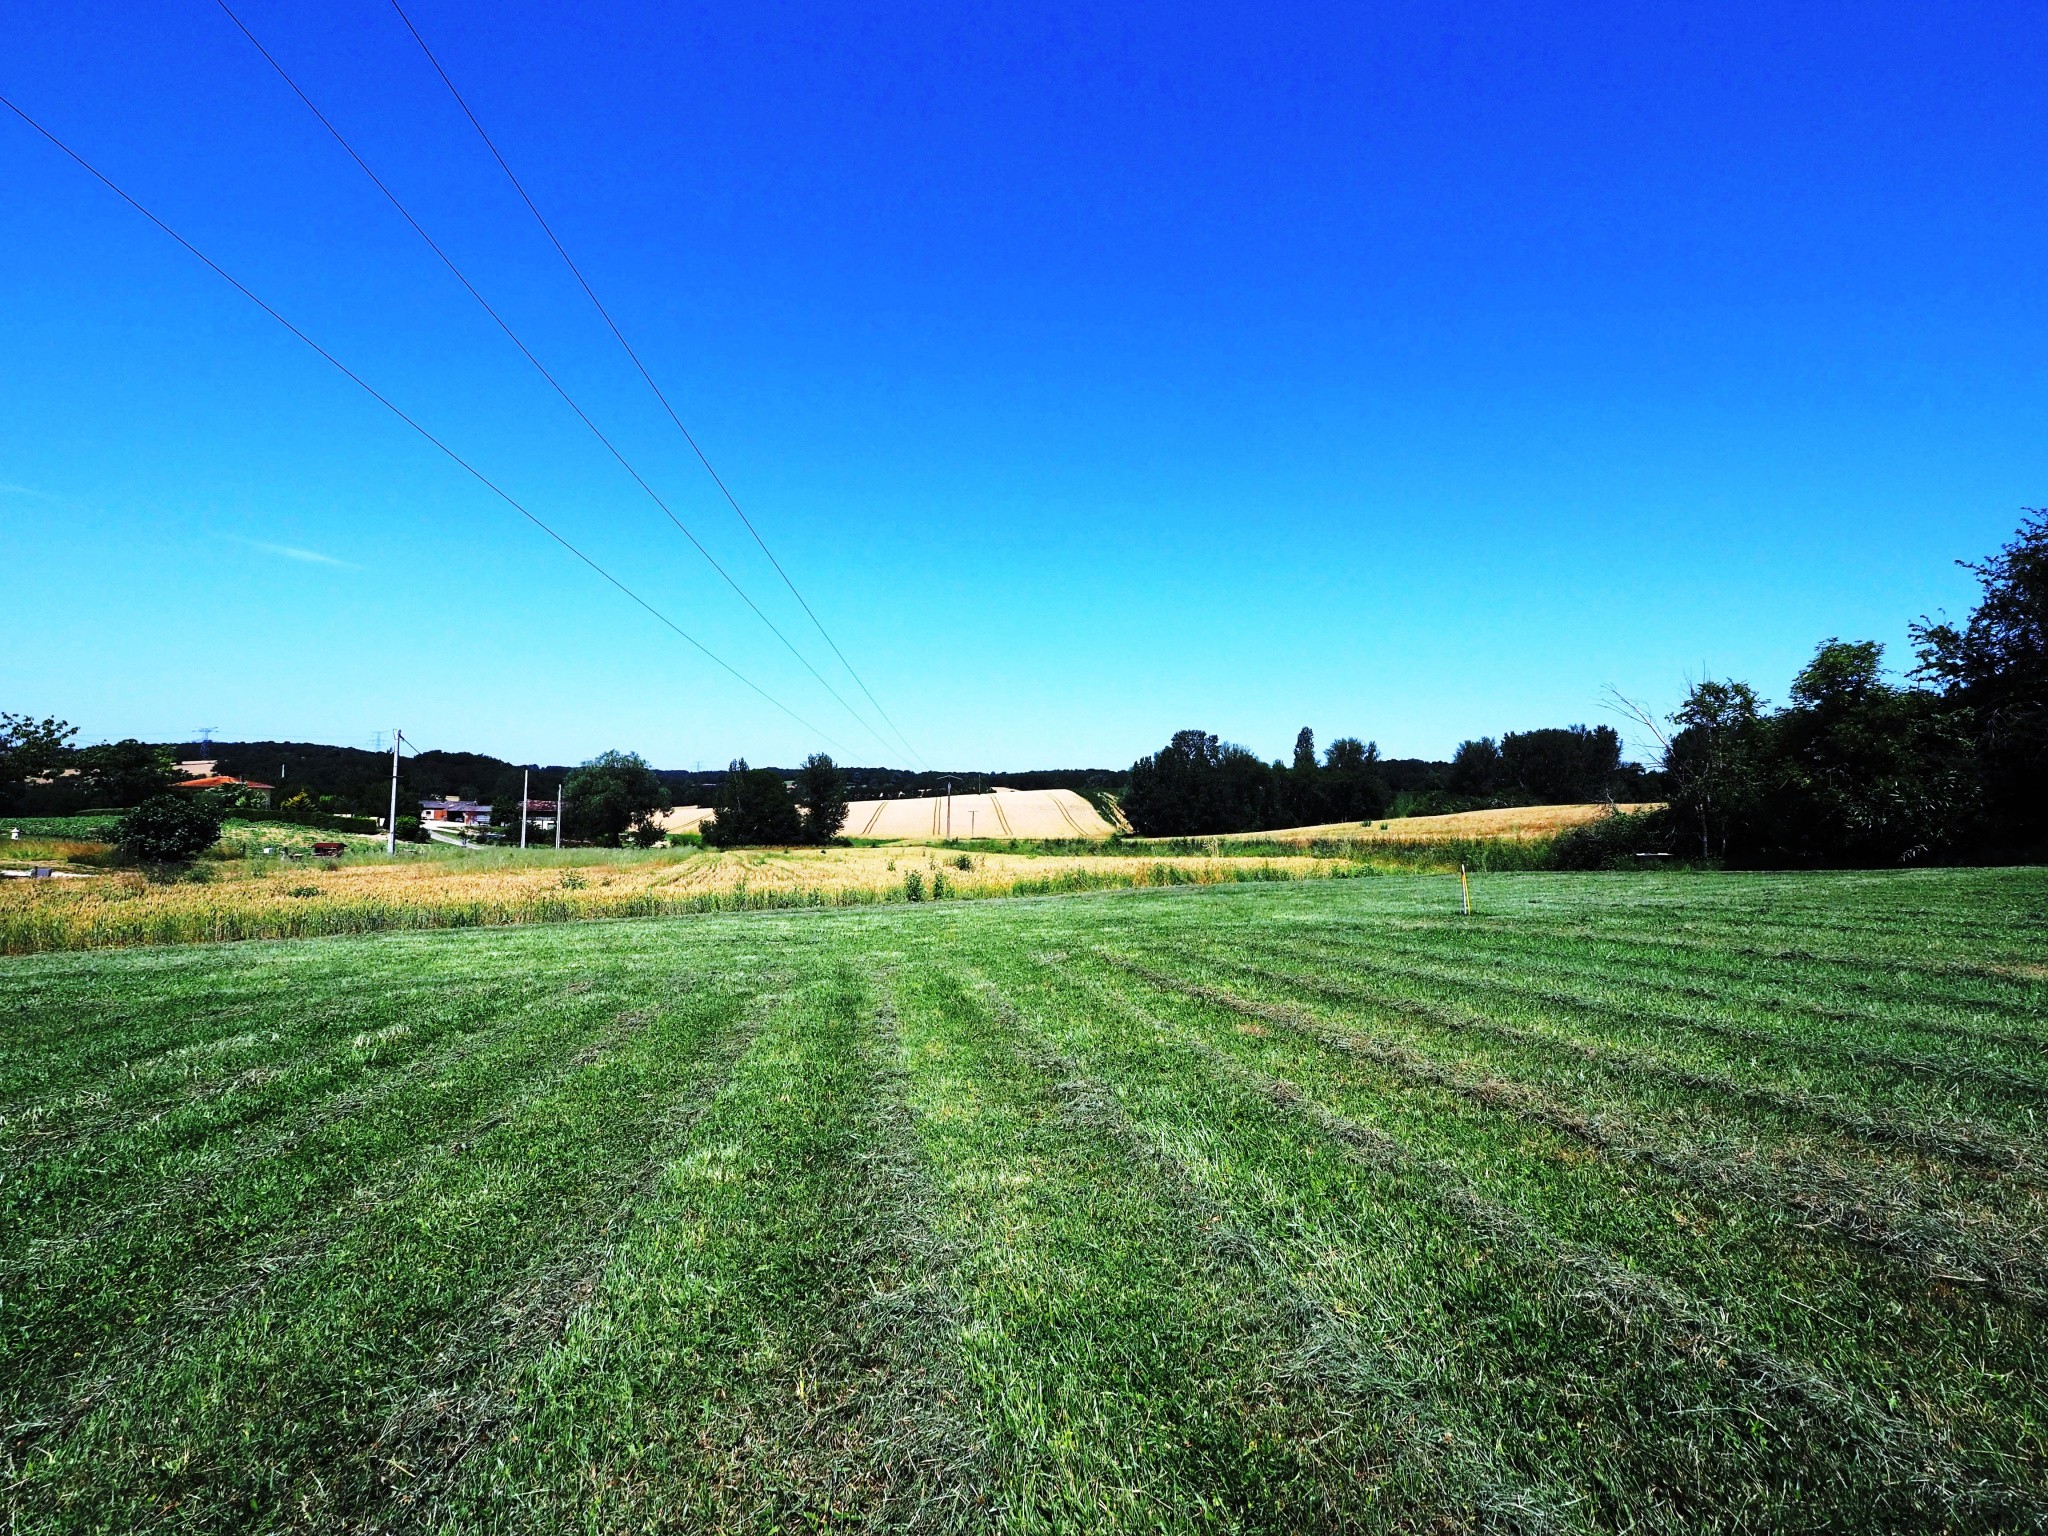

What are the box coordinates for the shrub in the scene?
[903,868,924,901]
[113,795,228,866]
[1548,808,1677,870]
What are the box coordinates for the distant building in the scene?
[421,796,492,826]
[174,758,218,778]
[513,798,558,832]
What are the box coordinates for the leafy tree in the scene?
[114,794,227,865]
[1448,738,1504,798]
[1500,725,1624,804]
[1283,727,1327,827]
[705,760,804,846]
[795,753,851,843]
[1322,737,1391,822]
[1121,730,1277,836]
[562,750,672,847]
[1664,678,1770,860]
[1914,509,2048,850]
[0,713,77,810]
[76,739,177,808]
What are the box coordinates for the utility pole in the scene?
[944,776,954,839]
[555,781,564,850]
[385,729,404,855]
[520,768,529,849]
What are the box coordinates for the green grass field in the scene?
[4,869,2045,1532]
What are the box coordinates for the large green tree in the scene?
[562,751,673,847]
[705,760,804,846]
[794,753,851,843]
[1914,508,2048,851]
[77,739,177,807]
[1,712,77,812]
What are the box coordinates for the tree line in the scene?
[1114,509,2046,867]
[1119,722,1653,838]
[1638,510,2046,866]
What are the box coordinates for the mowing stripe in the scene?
[1101,951,2048,1311]
[1133,944,2048,1182]
[1027,958,2029,1525]
[1232,925,2048,1099]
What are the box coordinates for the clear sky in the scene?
[4,1,2044,770]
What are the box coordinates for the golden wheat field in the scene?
[0,843,1339,954]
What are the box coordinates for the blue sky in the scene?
[4,1,2043,770]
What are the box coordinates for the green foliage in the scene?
[794,752,851,843]
[1121,729,1281,835]
[902,867,923,901]
[1547,807,1679,869]
[0,710,77,785]
[112,794,228,865]
[1451,726,1636,805]
[73,739,176,807]
[1913,508,2048,851]
[1665,644,1980,866]
[562,750,672,847]
[704,760,804,847]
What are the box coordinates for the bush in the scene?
[1548,808,1677,870]
[114,795,229,866]
[903,868,924,901]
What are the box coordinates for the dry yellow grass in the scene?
[0,843,1339,954]
[1212,802,1665,844]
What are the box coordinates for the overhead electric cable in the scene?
[213,0,896,759]
[386,0,930,771]
[0,93,843,750]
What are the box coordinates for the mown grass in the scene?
[2,868,2045,1531]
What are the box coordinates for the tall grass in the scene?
[0,849,1336,954]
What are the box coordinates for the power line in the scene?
[385,0,930,771]
[0,92,843,751]
[213,1,897,763]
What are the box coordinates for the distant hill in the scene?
[183,741,1129,820]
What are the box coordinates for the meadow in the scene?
[0,834,1335,954]
[2,867,2044,1532]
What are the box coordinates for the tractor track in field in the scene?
[359,997,777,1521]
[1,977,637,1275]
[1,988,756,1462]
[966,972,1586,1535]
[1256,916,2048,1060]
[1220,929,2048,1100]
[1097,954,2048,1313]
[1433,916,2048,1019]
[1110,945,2048,1184]
[1034,962,2032,1526]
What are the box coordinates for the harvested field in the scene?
[0,843,1331,954]
[661,787,1119,841]
[844,786,1118,840]
[1221,800,1666,843]
[3,867,2044,1530]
